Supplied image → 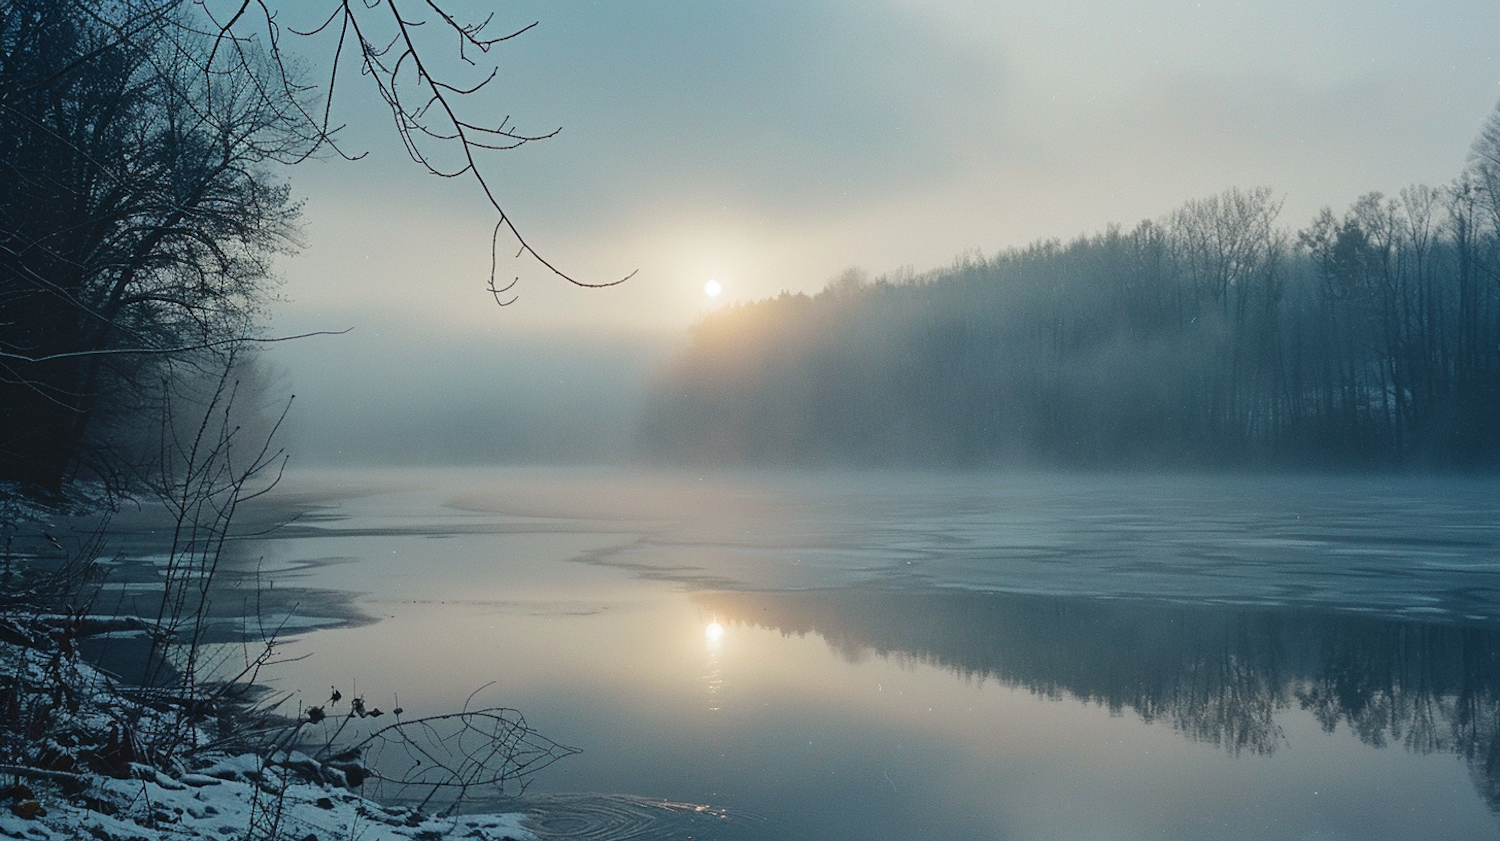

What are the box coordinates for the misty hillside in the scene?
[642,137,1500,469]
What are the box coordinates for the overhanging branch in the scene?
[0,329,352,365]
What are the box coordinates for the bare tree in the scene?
[1471,98,1500,252]
[1,0,627,493]
[1169,186,1284,323]
[0,0,303,492]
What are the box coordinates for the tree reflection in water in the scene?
[697,588,1500,809]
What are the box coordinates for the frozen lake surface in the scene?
[233,467,1500,840]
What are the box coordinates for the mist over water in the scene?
[266,326,672,467]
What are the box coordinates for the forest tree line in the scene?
[642,105,1500,469]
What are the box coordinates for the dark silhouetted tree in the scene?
[0,0,302,492]
[1,0,628,493]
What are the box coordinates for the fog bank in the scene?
[265,323,672,466]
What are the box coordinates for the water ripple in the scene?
[519,792,765,841]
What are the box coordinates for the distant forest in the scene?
[642,106,1500,470]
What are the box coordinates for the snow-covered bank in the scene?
[0,632,537,841]
[0,759,531,841]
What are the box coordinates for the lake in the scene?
[230,466,1500,840]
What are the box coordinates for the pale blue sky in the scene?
[270,0,1500,339]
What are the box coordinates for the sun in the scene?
[704,279,722,298]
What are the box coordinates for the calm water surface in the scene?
[236,467,1500,840]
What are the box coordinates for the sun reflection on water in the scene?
[704,620,725,711]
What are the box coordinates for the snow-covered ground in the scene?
[0,632,537,841]
[0,756,531,841]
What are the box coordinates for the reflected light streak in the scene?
[704,621,726,711]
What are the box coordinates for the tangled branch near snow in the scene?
[339,704,577,811]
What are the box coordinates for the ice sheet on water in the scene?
[265,467,1500,620]
[518,470,1500,621]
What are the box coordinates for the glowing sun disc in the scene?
[704,279,722,298]
[706,621,725,643]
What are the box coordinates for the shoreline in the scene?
[1,476,549,841]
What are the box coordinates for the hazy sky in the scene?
[260,0,1500,460]
[267,0,1500,341]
